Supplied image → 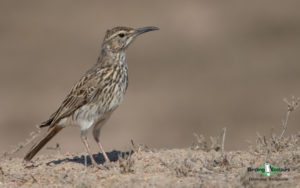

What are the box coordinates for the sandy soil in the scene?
[0,133,299,188]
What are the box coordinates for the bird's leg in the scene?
[93,122,110,163]
[96,140,110,162]
[81,130,97,166]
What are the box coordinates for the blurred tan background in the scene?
[1,0,300,156]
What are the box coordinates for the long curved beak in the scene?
[135,26,159,35]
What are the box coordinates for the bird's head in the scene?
[102,26,159,53]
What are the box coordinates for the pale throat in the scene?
[99,49,127,67]
[115,51,126,66]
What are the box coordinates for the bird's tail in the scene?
[24,126,63,161]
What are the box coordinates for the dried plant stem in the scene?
[0,125,41,158]
[221,127,226,155]
[280,110,291,139]
[280,96,299,139]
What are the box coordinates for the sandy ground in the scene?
[0,133,299,187]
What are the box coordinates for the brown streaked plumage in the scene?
[24,26,159,165]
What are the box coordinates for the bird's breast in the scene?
[70,68,127,130]
[97,63,128,113]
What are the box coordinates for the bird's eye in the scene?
[118,33,125,38]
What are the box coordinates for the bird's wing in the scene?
[40,66,112,128]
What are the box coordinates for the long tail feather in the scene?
[24,126,63,161]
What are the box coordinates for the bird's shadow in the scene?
[25,150,133,168]
[47,150,133,166]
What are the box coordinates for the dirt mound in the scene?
[0,133,299,187]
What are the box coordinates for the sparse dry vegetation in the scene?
[118,153,135,174]
[0,130,298,187]
[0,97,299,187]
[0,133,299,187]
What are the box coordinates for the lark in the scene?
[24,26,159,165]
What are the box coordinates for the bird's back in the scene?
[40,53,128,128]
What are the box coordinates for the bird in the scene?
[24,26,159,165]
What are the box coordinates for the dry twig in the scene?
[0,125,41,158]
[280,96,299,139]
[221,127,227,155]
